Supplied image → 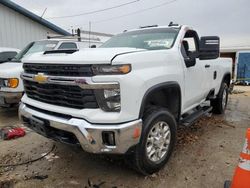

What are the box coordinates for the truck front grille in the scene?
[23,63,93,77]
[23,80,98,109]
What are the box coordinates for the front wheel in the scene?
[133,107,177,175]
[211,82,229,114]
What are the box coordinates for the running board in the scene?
[180,106,212,127]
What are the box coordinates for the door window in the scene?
[11,40,58,62]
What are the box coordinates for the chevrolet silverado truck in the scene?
[19,24,232,175]
[0,39,102,107]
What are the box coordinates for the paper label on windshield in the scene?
[146,39,173,48]
[46,44,57,48]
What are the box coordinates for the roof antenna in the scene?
[168,22,179,27]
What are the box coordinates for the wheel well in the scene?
[223,73,231,87]
[139,82,181,121]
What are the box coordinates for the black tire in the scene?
[133,106,177,175]
[211,82,229,114]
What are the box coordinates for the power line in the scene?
[17,0,47,17]
[62,0,178,29]
[41,8,47,18]
[46,0,140,19]
[21,0,46,10]
[92,0,178,24]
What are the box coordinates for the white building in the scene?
[0,0,70,49]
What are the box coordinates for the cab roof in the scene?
[124,24,182,33]
[0,47,20,53]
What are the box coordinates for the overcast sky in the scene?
[13,0,250,47]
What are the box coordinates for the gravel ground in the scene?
[0,87,249,188]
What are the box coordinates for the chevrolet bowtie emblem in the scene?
[33,73,48,83]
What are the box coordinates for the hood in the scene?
[23,48,146,64]
[0,62,23,78]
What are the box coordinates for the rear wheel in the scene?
[133,107,177,175]
[211,82,229,114]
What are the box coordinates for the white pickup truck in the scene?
[0,39,102,107]
[19,24,232,174]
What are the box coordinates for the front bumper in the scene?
[0,91,22,107]
[19,103,142,154]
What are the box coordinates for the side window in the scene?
[0,51,18,62]
[58,42,77,49]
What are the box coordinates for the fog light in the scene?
[102,131,116,146]
[106,101,120,110]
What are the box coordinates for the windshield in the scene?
[11,40,58,62]
[101,28,179,50]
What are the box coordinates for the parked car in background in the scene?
[0,47,20,63]
[0,39,101,107]
[19,24,232,174]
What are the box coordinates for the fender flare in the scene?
[221,72,231,86]
[138,81,182,121]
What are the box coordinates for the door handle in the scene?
[214,71,217,79]
[205,64,210,68]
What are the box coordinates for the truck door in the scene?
[180,30,207,111]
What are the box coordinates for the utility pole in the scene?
[77,28,81,41]
[89,21,91,48]
[71,26,74,35]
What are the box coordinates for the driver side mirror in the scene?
[184,51,199,68]
[184,57,195,67]
[199,36,220,60]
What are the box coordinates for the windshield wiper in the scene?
[10,59,21,62]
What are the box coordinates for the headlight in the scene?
[92,64,131,75]
[95,88,121,112]
[1,78,19,88]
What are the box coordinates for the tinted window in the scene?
[101,28,179,50]
[0,51,18,63]
[58,42,77,49]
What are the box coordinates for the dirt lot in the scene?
[0,86,250,188]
